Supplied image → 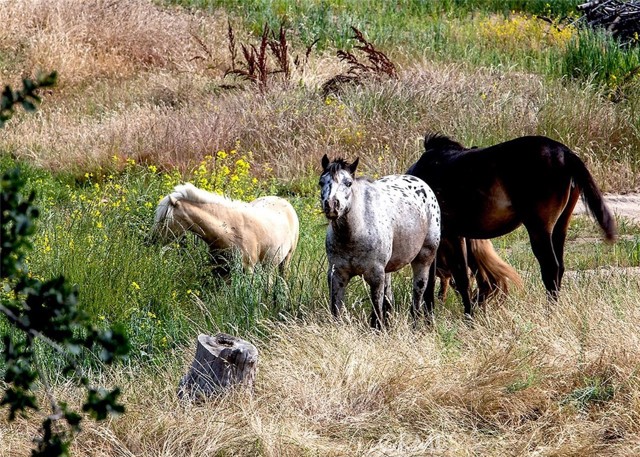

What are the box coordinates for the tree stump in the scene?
[177,333,258,400]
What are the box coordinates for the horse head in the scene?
[319,154,359,220]
[152,192,189,243]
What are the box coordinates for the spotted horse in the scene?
[320,154,441,329]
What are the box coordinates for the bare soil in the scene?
[570,193,640,277]
[573,193,640,225]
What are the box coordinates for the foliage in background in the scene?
[322,26,397,95]
[168,0,639,96]
[0,72,57,128]
[224,21,316,90]
[1,79,129,456]
[560,28,640,97]
[166,0,581,50]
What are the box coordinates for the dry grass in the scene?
[3,274,640,456]
[1,1,638,190]
[3,62,639,191]
[0,0,232,87]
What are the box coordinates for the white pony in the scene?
[154,183,299,273]
[320,155,441,328]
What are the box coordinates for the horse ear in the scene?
[169,195,179,206]
[321,154,330,170]
[349,157,359,175]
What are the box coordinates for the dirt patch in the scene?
[573,193,640,225]
[563,266,640,280]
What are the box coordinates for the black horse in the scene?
[407,133,617,316]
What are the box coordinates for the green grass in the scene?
[560,29,640,89]
[0,157,331,361]
[167,0,580,48]
[4,155,637,367]
[164,0,640,96]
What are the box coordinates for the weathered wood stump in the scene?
[177,333,258,400]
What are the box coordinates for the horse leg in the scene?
[328,266,350,318]
[411,247,437,324]
[278,250,293,278]
[447,237,473,317]
[552,187,580,290]
[423,260,437,322]
[383,273,393,317]
[410,263,429,322]
[364,268,387,329]
[438,274,450,300]
[526,225,560,300]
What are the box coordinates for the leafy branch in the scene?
[1,75,129,456]
[0,72,57,128]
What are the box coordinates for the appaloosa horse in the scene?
[320,155,441,328]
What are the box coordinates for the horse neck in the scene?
[176,200,239,249]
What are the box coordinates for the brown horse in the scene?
[437,238,522,303]
[408,133,616,316]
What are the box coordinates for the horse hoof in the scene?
[463,313,475,327]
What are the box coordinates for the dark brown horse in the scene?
[407,133,617,316]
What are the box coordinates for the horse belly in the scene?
[386,250,420,272]
[385,226,428,272]
[449,182,520,238]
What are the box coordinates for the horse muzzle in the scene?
[323,200,341,220]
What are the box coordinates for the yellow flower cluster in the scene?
[192,143,261,200]
[479,13,574,53]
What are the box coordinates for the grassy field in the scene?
[1,0,640,455]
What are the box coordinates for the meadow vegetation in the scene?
[1,0,640,455]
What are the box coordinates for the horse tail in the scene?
[564,149,617,242]
[468,239,522,299]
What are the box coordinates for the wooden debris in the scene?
[178,333,258,401]
[577,0,640,44]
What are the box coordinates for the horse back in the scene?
[249,196,300,259]
[374,175,440,270]
[410,135,583,237]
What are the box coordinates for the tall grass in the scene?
[166,0,580,49]
[4,274,640,455]
[560,29,640,88]
[2,1,638,190]
[2,1,640,454]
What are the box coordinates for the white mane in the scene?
[154,183,242,227]
[171,183,232,205]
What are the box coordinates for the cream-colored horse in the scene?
[154,183,299,273]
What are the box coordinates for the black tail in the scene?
[565,149,617,242]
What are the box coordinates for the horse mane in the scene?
[323,157,375,184]
[154,183,240,227]
[423,133,467,153]
[171,183,235,205]
[324,157,351,177]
